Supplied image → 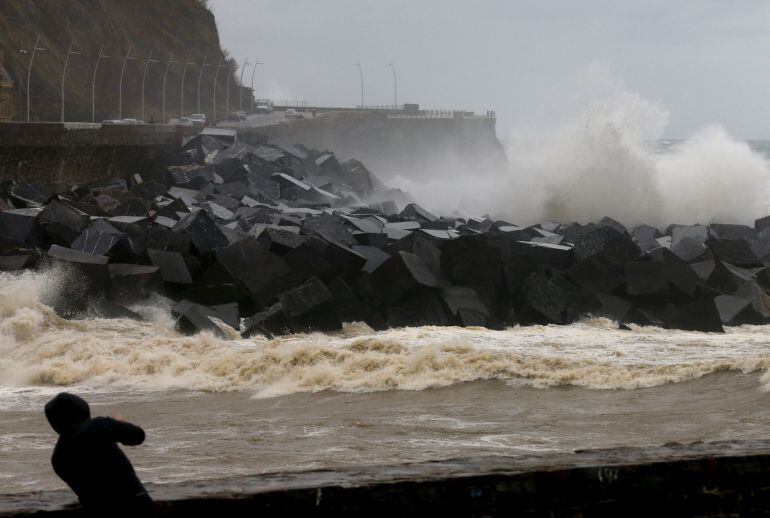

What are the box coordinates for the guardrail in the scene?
[386,110,496,120]
[355,104,405,111]
[274,100,310,109]
[271,105,496,119]
[268,103,497,120]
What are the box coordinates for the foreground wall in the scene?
[0,123,187,190]
[3,439,770,516]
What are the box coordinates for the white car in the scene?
[190,114,206,126]
[285,109,302,119]
[121,118,140,125]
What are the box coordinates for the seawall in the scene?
[3,439,770,516]
[0,112,509,191]
[0,122,189,190]
[241,111,509,181]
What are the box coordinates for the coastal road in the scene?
[220,110,308,129]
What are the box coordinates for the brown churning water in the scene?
[2,269,770,493]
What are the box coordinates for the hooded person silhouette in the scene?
[44,393,152,515]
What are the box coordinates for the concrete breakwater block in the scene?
[10,131,770,334]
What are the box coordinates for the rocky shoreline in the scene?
[1,129,770,335]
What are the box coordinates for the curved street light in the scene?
[61,40,82,122]
[249,58,263,112]
[225,62,234,116]
[196,55,210,115]
[180,55,195,118]
[239,58,251,112]
[212,59,226,122]
[26,34,48,122]
[161,53,178,123]
[354,60,364,109]
[118,46,137,120]
[91,45,110,122]
[141,50,159,123]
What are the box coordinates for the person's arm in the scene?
[93,417,146,446]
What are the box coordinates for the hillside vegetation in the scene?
[0,0,241,122]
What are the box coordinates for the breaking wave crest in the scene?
[396,81,770,227]
[3,271,770,397]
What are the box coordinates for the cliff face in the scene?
[0,0,240,122]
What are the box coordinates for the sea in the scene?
[3,268,770,494]
[3,128,770,495]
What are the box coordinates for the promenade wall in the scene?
[0,123,191,189]
[2,440,769,516]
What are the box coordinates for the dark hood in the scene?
[45,393,91,434]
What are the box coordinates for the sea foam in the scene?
[2,271,770,398]
[392,88,770,227]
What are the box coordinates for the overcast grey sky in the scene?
[209,0,770,140]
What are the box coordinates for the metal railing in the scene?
[355,104,405,111]
[247,101,497,121]
[275,100,309,109]
[387,110,496,120]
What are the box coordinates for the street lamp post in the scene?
[141,51,159,123]
[225,62,234,116]
[180,55,194,118]
[26,34,48,122]
[239,58,251,111]
[118,46,136,120]
[91,45,110,122]
[249,58,263,112]
[354,60,363,109]
[388,60,397,109]
[161,53,178,123]
[196,55,210,115]
[61,40,82,122]
[212,59,226,122]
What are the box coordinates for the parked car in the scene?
[235,111,247,121]
[285,108,302,119]
[190,113,207,126]
[102,120,123,124]
[121,118,140,125]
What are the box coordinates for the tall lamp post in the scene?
[249,58,263,112]
[26,34,48,122]
[196,55,210,115]
[388,60,397,109]
[180,55,195,118]
[212,59,226,122]
[91,45,110,122]
[118,46,136,120]
[61,40,82,122]
[161,53,178,123]
[354,60,363,109]
[141,50,159,123]
[239,58,251,112]
[225,61,234,116]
